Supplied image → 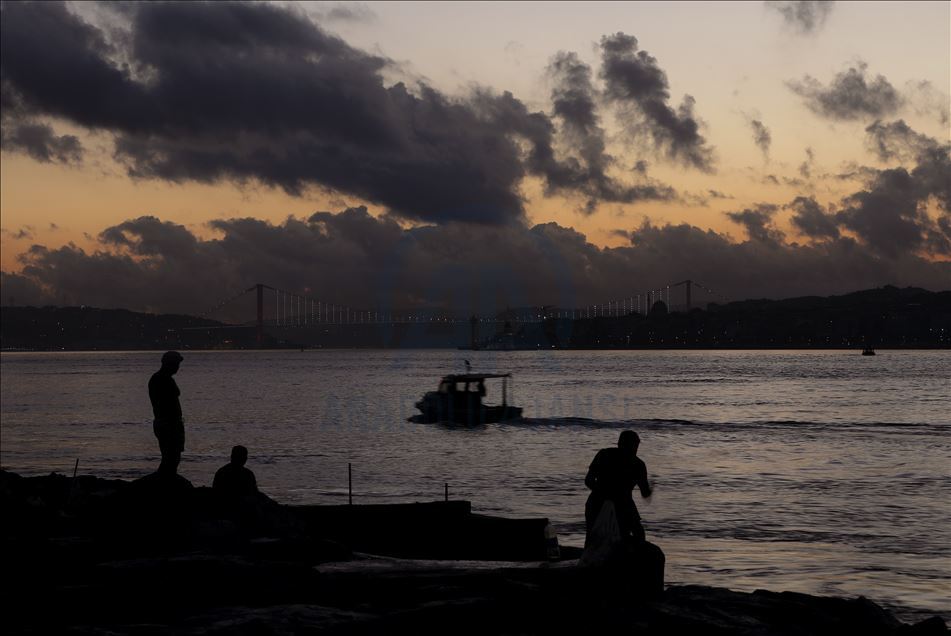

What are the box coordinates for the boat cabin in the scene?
[438,373,510,400]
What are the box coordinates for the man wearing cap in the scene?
[149,351,185,474]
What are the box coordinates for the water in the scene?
[2,349,949,620]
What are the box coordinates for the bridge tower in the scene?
[470,314,479,350]
[672,280,693,311]
[256,283,264,348]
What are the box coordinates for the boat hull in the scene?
[414,395,523,425]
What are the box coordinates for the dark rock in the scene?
[578,538,666,597]
[902,616,949,635]
[1,470,944,636]
[131,470,195,493]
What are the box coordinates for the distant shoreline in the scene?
[4,287,949,349]
[3,346,950,353]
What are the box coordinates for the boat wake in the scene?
[507,417,943,433]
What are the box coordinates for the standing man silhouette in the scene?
[149,351,185,475]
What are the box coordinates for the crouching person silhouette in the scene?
[584,430,651,542]
[580,430,665,595]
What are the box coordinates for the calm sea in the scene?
[1,349,949,620]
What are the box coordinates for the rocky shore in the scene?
[1,470,945,635]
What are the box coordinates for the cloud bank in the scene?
[1,2,947,313]
[11,121,946,314]
[7,116,948,313]
[0,2,699,224]
[5,193,948,316]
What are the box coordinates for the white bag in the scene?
[579,500,624,567]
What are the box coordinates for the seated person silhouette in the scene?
[213,445,258,497]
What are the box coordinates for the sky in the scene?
[0,0,949,316]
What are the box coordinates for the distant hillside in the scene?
[560,286,951,349]
[0,305,463,350]
[0,306,238,351]
[1,286,949,350]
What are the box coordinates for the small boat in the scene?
[862,348,876,356]
[414,373,523,424]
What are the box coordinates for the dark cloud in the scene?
[544,51,676,212]
[864,119,943,163]
[748,118,772,161]
[911,145,951,213]
[0,121,84,164]
[547,51,610,208]
[319,3,376,23]
[831,163,881,183]
[470,86,675,213]
[780,125,949,256]
[599,33,715,172]
[765,1,834,34]
[783,176,809,189]
[836,168,927,257]
[6,208,949,314]
[0,271,47,306]
[1,2,679,225]
[549,52,603,145]
[788,196,839,240]
[835,132,950,257]
[725,203,785,244]
[787,63,903,121]
[2,226,36,240]
[905,80,950,126]
[683,188,735,207]
[799,147,815,178]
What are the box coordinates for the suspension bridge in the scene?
[191,280,726,348]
